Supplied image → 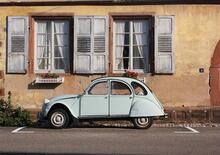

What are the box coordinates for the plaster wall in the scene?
[0,5,218,109]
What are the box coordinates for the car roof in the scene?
[92,76,143,84]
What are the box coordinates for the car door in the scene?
[80,80,109,117]
[110,80,134,116]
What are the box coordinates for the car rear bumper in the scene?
[159,113,168,119]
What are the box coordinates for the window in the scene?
[111,81,131,95]
[131,82,147,95]
[88,81,108,95]
[35,20,70,73]
[114,20,150,73]
[74,16,108,74]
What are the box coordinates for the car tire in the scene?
[48,108,70,129]
[132,117,153,129]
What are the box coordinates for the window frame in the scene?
[109,14,154,75]
[87,81,109,95]
[34,18,71,74]
[110,80,132,96]
[113,20,149,73]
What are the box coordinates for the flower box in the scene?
[35,77,64,84]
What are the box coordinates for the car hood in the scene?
[49,94,80,103]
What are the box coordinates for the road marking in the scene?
[174,125,200,134]
[11,126,34,134]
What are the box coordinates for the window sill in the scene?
[35,77,64,84]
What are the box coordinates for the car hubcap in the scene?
[137,117,149,126]
[51,112,65,127]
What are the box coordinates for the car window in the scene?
[131,82,148,96]
[111,81,131,95]
[88,81,108,95]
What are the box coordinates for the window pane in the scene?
[77,18,91,35]
[133,34,147,45]
[116,34,129,45]
[133,46,146,57]
[54,34,68,46]
[124,21,130,32]
[131,82,147,95]
[133,21,148,33]
[115,58,129,70]
[37,46,49,58]
[54,58,65,70]
[37,58,49,70]
[54,21,69,33]
[54,47,66,57]
[133,58,145,69]
[37,22,47,33]
[88,81,108,95]
[115,21,129,33]
[37,34,48,46]
[111,81,131,95]
[94,18,105,35]
[115,46,129,58]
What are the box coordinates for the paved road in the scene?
[0,126,219,155]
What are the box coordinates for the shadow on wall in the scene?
[210,40,220,106]
[28,81,61,89]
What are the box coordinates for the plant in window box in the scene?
[35,73,64,84]
[123,70,138,79]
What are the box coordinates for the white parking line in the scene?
[11,126,34,134]
[174,125,200,134]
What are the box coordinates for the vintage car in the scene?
[38,77,167,129]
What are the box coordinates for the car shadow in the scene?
[33,120,135,130]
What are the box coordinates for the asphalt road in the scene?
[0,126,219,155]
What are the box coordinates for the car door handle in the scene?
[105,96,108,99]
[129,97,132,99]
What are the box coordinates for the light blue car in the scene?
[38,77,167,129]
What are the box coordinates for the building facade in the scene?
[0,0,220,114]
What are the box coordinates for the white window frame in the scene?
[113,20,149,73]
[34,20,70,73]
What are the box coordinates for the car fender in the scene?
[129,99,165,117]
[46,99,80,119]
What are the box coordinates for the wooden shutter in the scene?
[7,16,29,73]
[74,16,108,74]
[74,16,92,73]
[93,16,108,73]
[155,16,174,74]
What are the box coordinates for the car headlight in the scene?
[44,99,50,104]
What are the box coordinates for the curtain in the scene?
[115,22,125,69]
[37,22,47,69]
[133,21,149,71]
[54,22,69,71]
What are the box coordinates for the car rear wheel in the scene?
[48,108,69,129]
[132,117,153,129]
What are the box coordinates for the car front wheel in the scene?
[132,117,153,129]
[48,108,69,129]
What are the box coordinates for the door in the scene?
[80,81,109,117]
[210,40,220,106]
[110,81,133,116]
